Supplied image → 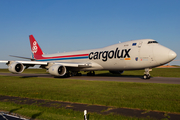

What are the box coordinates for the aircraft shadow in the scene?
[20,76,39,78]
[54,74,144,79]
[85,73,143,78]
[17,73,145,79]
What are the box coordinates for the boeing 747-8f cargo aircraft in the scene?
[0,35,177,79]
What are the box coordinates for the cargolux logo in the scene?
[89,48,131,62]
[32,41,38,53]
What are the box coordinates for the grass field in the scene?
[0,75,180,119]
[0,68,180,119]
[0,76,180,112]
[0,101,155,120]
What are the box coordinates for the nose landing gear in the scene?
[143,68,152,79]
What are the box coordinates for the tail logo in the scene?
[32,41,38,53]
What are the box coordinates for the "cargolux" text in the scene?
[89,48,131,61]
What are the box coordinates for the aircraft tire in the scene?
[143,74,151,79]
[87,72,95,76]
[143,75,147,79]
[66,72,73,77]
[77,73,82,76]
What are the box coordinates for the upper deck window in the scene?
[148,41,158,44]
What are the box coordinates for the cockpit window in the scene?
[148,41,158,44]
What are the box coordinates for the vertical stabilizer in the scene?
[29,35,43,59]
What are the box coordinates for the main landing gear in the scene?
[143,68,152,79]
[70,71,95,76]
[71,71,82,76]
[87,71,95,76]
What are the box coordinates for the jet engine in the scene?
[48,64,66,76]
[109,70,124,74]
[8,62,25,74]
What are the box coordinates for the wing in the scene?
[0,60,92,68]
[0,60,47,66]
[0,60,92,76]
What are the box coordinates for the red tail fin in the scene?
[29,35,43,56]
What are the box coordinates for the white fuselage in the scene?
[38,39,176,71]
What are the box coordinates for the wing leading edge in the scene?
[0,60,92,68]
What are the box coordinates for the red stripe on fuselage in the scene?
[34,53,89,60]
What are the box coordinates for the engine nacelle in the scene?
[8,62,25,74]
[109,70,124,74]
[48,64,67,76]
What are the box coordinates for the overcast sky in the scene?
[0,0,179,68]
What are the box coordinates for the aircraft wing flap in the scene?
[18,61,48,65]
[54,62,92,67]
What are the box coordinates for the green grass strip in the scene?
[0,101,154,120]
[0,76,180,113]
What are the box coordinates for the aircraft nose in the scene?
[168,50,177,60]
[153,45,177,65]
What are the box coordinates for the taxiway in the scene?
[0,73,180,84]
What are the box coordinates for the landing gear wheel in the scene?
[66,72,73,77]
[87,71,95,76]
[87,73,90,76]
[72,72,81,76]
[143,74,151,79]
[143,68,152,80]
[77,73,82,76]
[143,74,147,79]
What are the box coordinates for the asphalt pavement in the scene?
[0,73,180,84]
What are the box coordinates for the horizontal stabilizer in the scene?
[9,55,36,61]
